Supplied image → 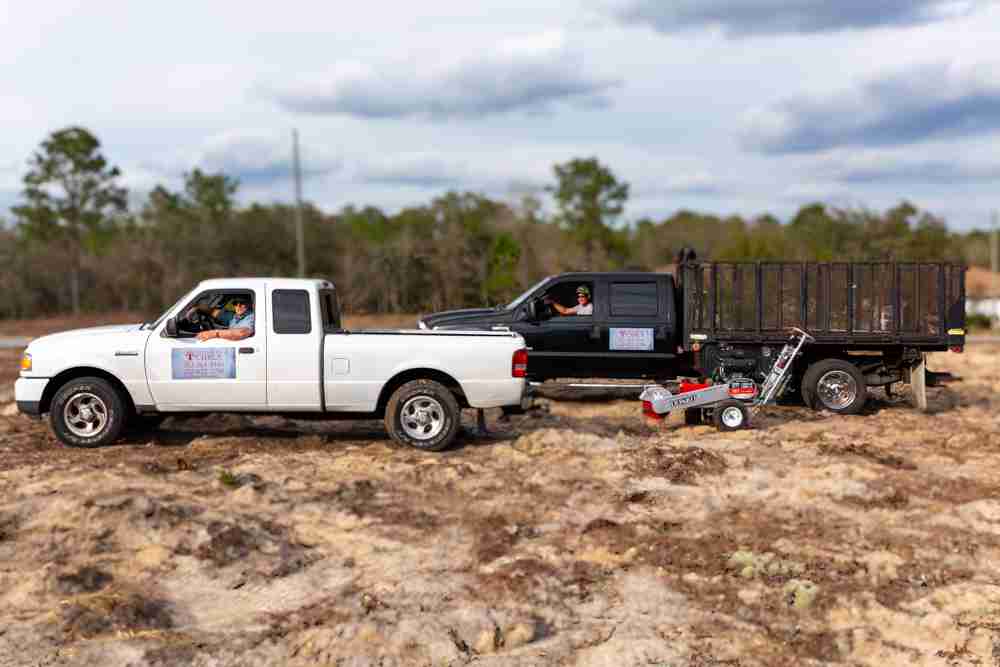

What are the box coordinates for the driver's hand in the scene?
[196,330,216,342]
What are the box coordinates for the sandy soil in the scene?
[0,346,999,666]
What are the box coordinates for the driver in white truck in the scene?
[193,298,255,342]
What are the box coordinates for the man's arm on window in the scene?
[217,328,253,341]
[552,303,574,315]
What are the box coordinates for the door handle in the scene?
[238,347,255,354]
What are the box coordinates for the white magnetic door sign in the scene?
[171,348,237,379]
[610,327,654,351]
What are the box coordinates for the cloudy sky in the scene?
[2,0,998,229]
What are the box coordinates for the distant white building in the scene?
[968,298,1000,319]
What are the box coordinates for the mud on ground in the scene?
[1,347,999,666]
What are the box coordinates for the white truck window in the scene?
[273,290,312,334]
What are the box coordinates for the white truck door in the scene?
[144,287,268,409]
[266,286,323,409]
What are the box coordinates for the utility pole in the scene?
[992,211,999,309]
[992,211,999,274]
[292,129,306,278]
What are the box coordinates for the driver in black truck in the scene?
[548,285,594,316]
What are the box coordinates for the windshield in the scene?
[146,292,191,330]
[505,276,553,311]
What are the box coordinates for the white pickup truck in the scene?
[15,278,528,451]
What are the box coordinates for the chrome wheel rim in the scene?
[721,406,744,428]
[817,370,857,410]
[400,396,446,441]
[64,392,109,438]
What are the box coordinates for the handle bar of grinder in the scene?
[789,327,815,343]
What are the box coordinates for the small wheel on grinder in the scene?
[713,400,750,432]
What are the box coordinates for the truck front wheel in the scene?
[50,377,127,448]
[385,379,461,451]
[801,359,867,414]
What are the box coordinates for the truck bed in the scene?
[681,262,966,350]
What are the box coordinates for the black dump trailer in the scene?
[679,261,966,413]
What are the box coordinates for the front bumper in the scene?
[15,377,49,416]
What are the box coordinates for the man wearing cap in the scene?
[549,285,594,316]
[196,299,255,342]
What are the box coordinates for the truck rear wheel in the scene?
[385,379,461,451]
[50,377,127,448]
[801,359,867,414]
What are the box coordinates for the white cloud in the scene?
[608,0,984,36]
[811,143,1000,185]
[138,131,344,190]
[741,60,1000,153]
[267,31,622,120]
[197,131,343,182]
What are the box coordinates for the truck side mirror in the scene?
[527,299,538,321]
[164,317,178,338]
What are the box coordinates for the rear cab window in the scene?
[272,290,312,334]
[610,282,658,318]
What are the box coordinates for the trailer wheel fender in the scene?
[801,359,868,414]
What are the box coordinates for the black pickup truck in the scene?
[420,262,967,414]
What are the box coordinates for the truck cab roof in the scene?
[545,271,673,280]
[194,277,336,291]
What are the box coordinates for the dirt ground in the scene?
[1,341,999,666]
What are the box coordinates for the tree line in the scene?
[0,127,992,319]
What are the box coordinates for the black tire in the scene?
[384,379,461,451]
[50,377,127,448]
[801,359,867,414]
[684,408,705,425]
[713,400,749,432]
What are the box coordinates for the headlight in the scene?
[20,352,32,372]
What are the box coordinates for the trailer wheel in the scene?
[713,400,749,432]
[801,359,867,414]
[385,379,461,451]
